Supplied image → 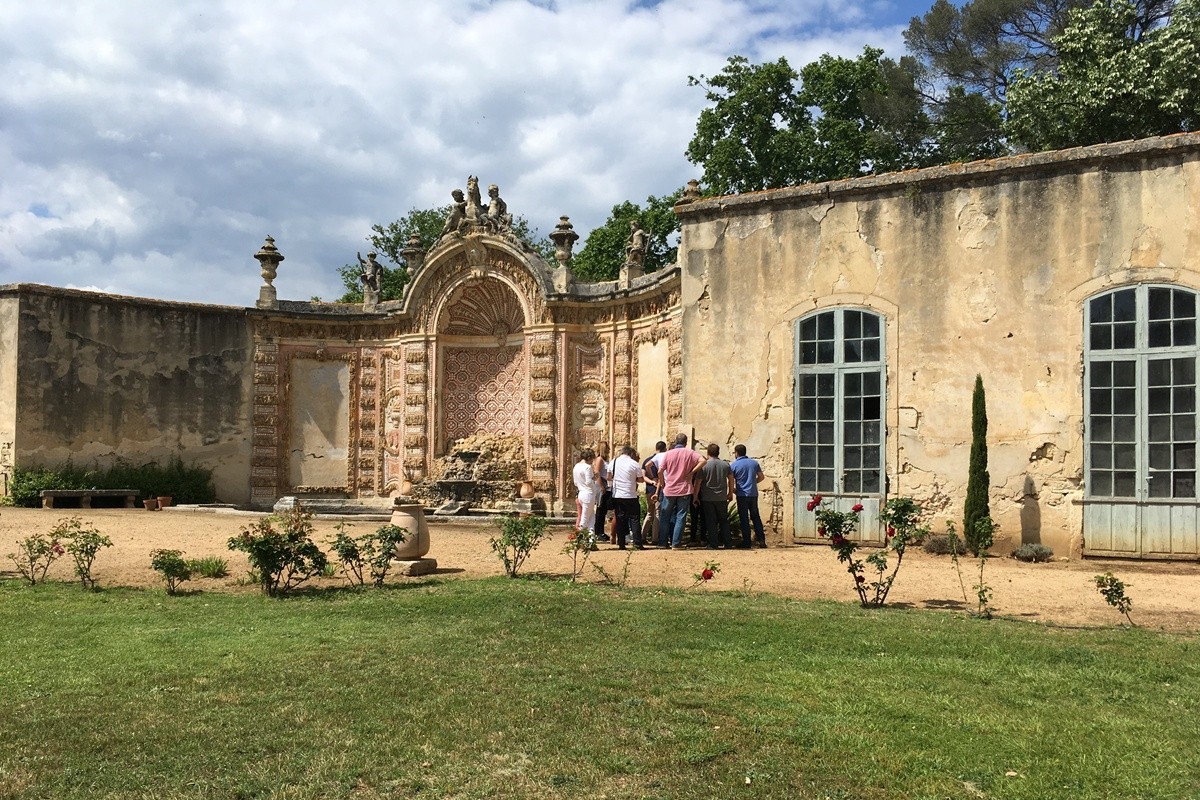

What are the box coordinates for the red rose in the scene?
[818,526,826,537]
[567,533,577,541]
[813,495,823,504]
[806,501,816,512]
[887,527,896,538]
[852,503,864,512]
[831,534,844,546]
[701,568,714,581]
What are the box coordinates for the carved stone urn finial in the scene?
[254,235,284,309]
[548,216,579,293]
[678,179,702,205]
[400,232,426,278]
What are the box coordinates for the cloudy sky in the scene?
[1,0,927,306]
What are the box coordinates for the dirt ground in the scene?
[3,506,1199,632]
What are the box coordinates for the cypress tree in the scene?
[963,374,991,556]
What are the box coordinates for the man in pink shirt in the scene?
[657,433,702,549]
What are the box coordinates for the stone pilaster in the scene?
[528,334,557,498]
[404,341,431,481]
[250,340,281,507]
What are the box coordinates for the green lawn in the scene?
[0,578,1196,800]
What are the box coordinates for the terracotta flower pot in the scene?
[143,499,159,511]
[157,496,172,508]
[518,481,535,499]
[389,503,430,559]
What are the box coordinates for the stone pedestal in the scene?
[257,285,278,309]
[392,558,438,577]
[363,288,380,313]
[619,262,644,288]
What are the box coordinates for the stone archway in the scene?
[435,278,529,455]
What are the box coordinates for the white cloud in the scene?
[0,0,917,304]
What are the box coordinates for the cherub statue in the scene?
[487,183,513,232]
[440,188,468,238]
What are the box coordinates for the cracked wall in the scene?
[9,288,255,503]
[676,142,1200,557]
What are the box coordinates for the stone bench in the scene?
[39,489,139,509]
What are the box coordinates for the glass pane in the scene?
[818,399,834,421]
[864,447,880,468]
[817,313,834,339]
[1113,388,1135,413]
[1091,294,1113,323]
[844,397,861,421]
[817,422,834,443]
[1177,444,1196,469]
[1149,321,1171,348]
[863,421,880,444]
[1091,362,1112,388]
[845,424,861,445]
[1149,443,1172,469]
[817,373,834,395]
[1175,290,1195,318]
[1176,320,1196,347]
[1114,444,1136,470]
[1090,389,1111,414]
[844,448,861,468]
[1149,387,1171,414]
[863,396,881,421]
[801,374,817,395]
[862,470,881,492]
[1174,473,1195,498]
[1091,471,1113,496]
[1113,361,1136,386]
[1149,287,1172,320]
[844,472,862,492]
[1091,416,1112,441]
[800,469,817,491]
[1175,357,1195,384]
[801,317,817,341]
[1114,472,1137,496]
[1113,323,1135,349]
[818,470,835,492]
[1148,359,1170,386]
[863,339,880,363]
[1176,387,1196,412]
[1113,289,1136,322]
[1149,416,1171,441]
[845,312,861,338]
[1091,444,1112,469]
[845,372,861,395]
[801,341,817,364]
[864,372,881,394]
[1175,415,1195,440]
[801,398,816,419]
[1091,326,1112,350]
[845,339,862,363]
[1113,416,1135,442]
[863,313,880,338]
[817,341,835,363]
[1150,473,1171,498]
[799,447,817,468]
[800,422,816,441]
[817,446,834,468]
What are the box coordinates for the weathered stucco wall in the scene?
[0,296,19,495]
[7,286,255,503]
[675,135,1200,557]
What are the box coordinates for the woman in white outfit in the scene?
[573,448,597,533]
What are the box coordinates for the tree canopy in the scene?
[1006,0,1200,149]
[571,191,682,283]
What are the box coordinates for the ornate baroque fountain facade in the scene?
[248,180,681,512]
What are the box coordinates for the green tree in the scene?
[571,191,682,282]
[687,49,994,194]
[337,207,554,302]
[963,375,992,556]
[686,55,814,195]
[1006,0,1200,150]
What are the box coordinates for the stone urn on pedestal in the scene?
[389,501,436,575]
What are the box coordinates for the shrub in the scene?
[924,534,967,556]
[810,495,924,608]
[150,549,193,595]
[1012,543,1054,563]
[328,523,409,587]
[561,527,595,583]
[8,457,216,508]
[186,556,229,579]
[490,514,548,578]
[228,507,328,596]
[55,516,112,589]
[1094,571,1135,625]
[7,531,65,585]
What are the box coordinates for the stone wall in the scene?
[674,134,1200,557]
[3,286,255,503]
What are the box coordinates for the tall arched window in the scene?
[1084,284,1200,557]
[794,308,886,539]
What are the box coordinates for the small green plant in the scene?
[972,516,997,618]
[811,495,924,608]
[561,527,595,583]
[328,522,409,588]
[55,517,112,589]
[592,548,634,587]
[228,507,328,596]
[185,556,230,579]
[923,534,967,556]
[693,559,720,587]
[150,549,192,595]
[1012,543,1054,563]
[8,531,65,585]
[489,514,548,578]
[1094,571,1135,625]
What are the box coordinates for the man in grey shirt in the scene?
[692,443,735,549]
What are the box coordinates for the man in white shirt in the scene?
[610,445,645,549]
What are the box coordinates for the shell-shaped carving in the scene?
[438,279,526,337]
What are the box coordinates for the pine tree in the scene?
[963,374,991,556]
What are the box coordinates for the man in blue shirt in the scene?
[729,444,766,548]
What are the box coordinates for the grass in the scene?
[0,578,1197,799]
[184,556,229,579]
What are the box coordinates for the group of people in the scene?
[572,434,767,551]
